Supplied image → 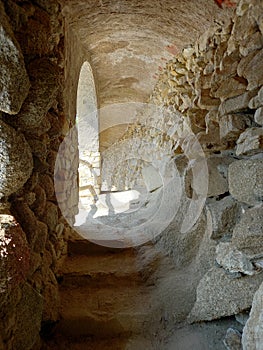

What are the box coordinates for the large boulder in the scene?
[0,120,33,199]
[229,159,263,206]
[0,1,30,114]
[188,266,263,322]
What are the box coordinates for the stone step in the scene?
[67,239,136,256]
[45,335,155,350]
[58,251,145,288]
[57,285,153,338]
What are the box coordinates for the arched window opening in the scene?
[76,62,100,211]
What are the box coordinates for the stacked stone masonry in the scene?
[0,1,75,349]
[101,0,263,349]
[0,0,263,349]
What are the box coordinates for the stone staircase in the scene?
[44,237,165,349]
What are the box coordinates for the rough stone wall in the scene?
[159,1,263,347]
[0,1,71,349]
[101,0,263,347]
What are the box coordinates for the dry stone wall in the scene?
[152,1,263,348]
[101,0,263,348]
[0,1,72,349]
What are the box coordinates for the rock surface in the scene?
[232,205,263,255]
[254,107,263,125]
[0,2,30,114]
[13,283,43,350]
[228,159,263,205]
[188,267,263,322]
[216,242,255,276]
[0,214,30,299]
[236,127,263,155]
[223,328,242,350]
[0,120,33,199]
[242,281,263,350]
[206,196,241,240]
[14,58,60,134]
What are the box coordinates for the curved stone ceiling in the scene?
[61,0,232,109]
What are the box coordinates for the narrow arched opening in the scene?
[76,62,100,210]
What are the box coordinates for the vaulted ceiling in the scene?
[60,0,232,108]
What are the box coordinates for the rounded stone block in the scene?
[0,2,30,114]
[0,120,33,198]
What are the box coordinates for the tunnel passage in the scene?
[1,0,263,349]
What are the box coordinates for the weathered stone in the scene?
[206,196,241,240]
[239,31,263,57]
[39,174,55,199]
[197,92,220,110]
[42,271,59,322]
[237,49,263,90]
[0,1,30,114]
[232,5,258,43]
[24,172,39,193]
[40,201,58,232]
[216,242,255,276]
[182,46,195,59]
[236,127,263,155]
[0,120,33,199]
[0,214,30,298]
[235,311,250,326]
[28,252,42,277]
[218,90,257,116]
[14,58,60,133]
[254,107,263,125]
[219,114,248,141]
[232,205,263,255]
[11,200,49,250]
[198,121,228,152]
[236,0,257,17]
[47,111,65,138]
[207,156,234,197]
[229,159,263,205]
[31,185,47,217]
[223,328,242,350]
[23,191,36,206]
[219,49,240,77]
[27,137,48,161]
[15,6,56,56]
[214,77,247,101]
[32,221,48,254]
[249,86,263,109]
[188,266,263,322]
[242,281,263,350]
[13,283,43,350]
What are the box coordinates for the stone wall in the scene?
[101,0,263,347]
[0,0,262,348]
[0,1,70,348]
